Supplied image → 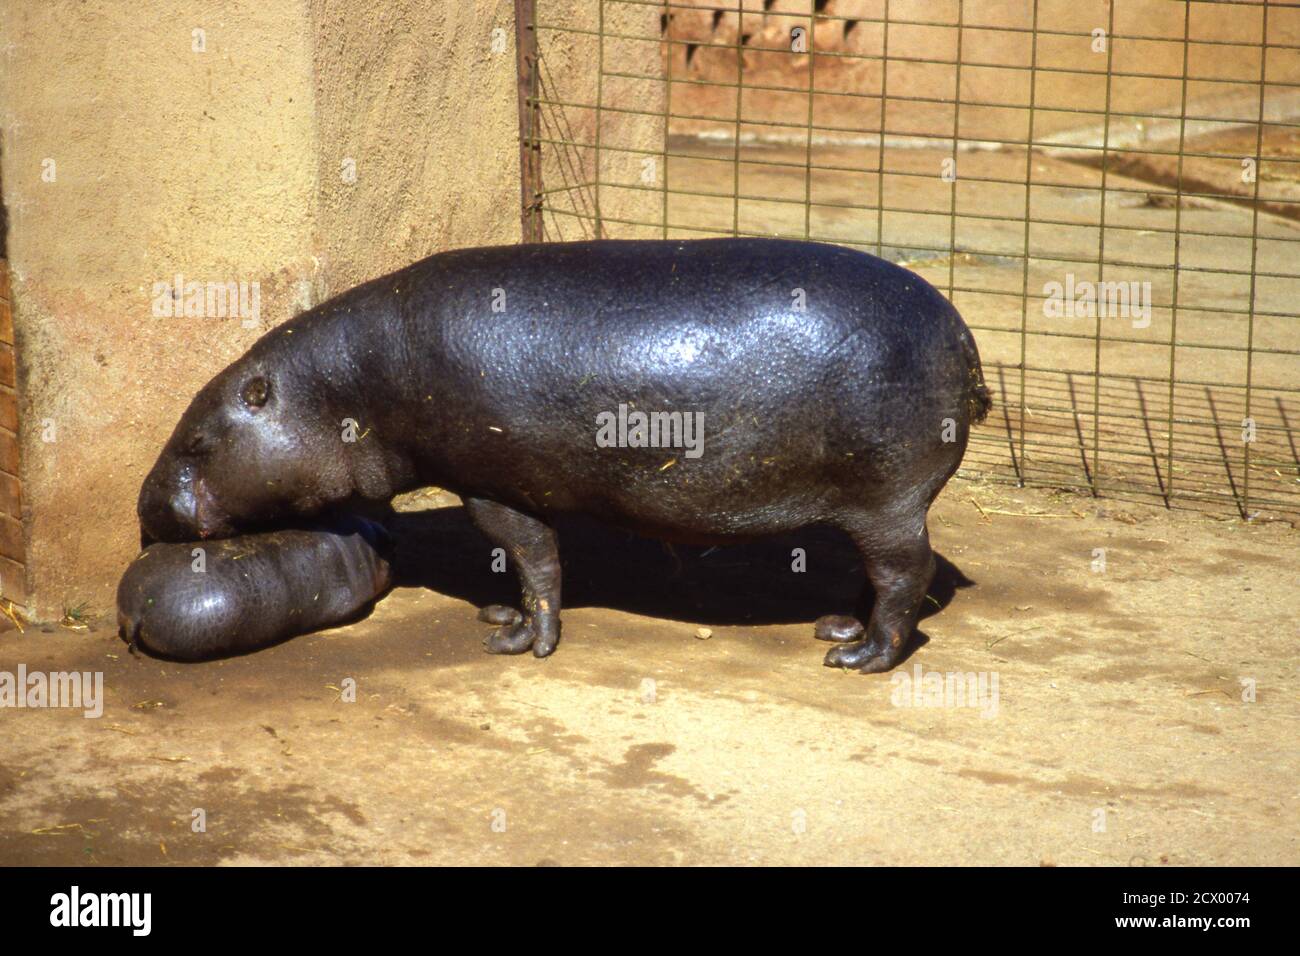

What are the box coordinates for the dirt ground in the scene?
[1,479,1295,866]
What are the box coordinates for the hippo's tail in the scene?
[117,607,142,656]
[969,371,992,426]
[960,328,993,426]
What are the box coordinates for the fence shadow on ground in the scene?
[967,365,1300,519]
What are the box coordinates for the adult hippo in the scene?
[137,238,990,672]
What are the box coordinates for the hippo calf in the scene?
[118,517,392,660]
[138,238,989,672]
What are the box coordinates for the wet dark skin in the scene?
[118,516,393,661]
[138,238,990,673]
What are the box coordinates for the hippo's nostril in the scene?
[184,431,212,456]
[136,479,200,544]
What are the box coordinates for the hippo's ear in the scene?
[240,376,270,410]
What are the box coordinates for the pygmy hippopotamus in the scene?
[137,238,990,672]
[118,516,393,660]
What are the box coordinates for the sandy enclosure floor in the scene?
[1,481,1295,866]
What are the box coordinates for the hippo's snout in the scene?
[138,460,191,542]
[138,457,231,542]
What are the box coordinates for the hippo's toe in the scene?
[814,614,864,643]
[823,636,904,673]
[482,613,560,659]
[477,605,522,627]
[484,619,540,655]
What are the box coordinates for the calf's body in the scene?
[118,518,392,660]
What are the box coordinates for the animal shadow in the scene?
[382,505,974,648]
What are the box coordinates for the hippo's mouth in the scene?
[193,477,235,539]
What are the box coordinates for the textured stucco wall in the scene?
[0,0,554,619]
[308,0,521,294]
[0,0,320,620]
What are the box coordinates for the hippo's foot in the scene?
[819,516,935,674]
[817,614,907,672]
[478,605,522,627]
[464,497,563,661]
[813,614,864,643]
[477,606,559,658]
[823,633,906,673]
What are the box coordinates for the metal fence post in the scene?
[515,0,544,243]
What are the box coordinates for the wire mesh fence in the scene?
[518,0,1300,520]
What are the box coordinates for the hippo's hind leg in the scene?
[464,497,562,658]
[817,516,936,673]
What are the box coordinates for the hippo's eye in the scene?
[240,376,270,410]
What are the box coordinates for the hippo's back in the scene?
[404,238,977,427]
[416,238,962,364]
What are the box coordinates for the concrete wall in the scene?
[0,0,543,619]
[0,257,17,606]
[308,0,522,292]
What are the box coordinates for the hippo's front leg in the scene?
[464,497,562,658]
